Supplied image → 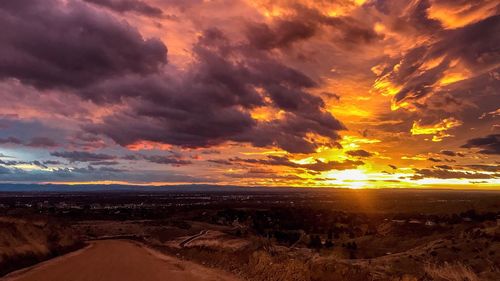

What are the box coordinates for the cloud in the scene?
[244,4,380,50]
[428,157,442,162]
[0,135,58,148]
[0,159,48,169]
[427,0,499,29]
[229,155,363,172]
[479,108,500,119]
[410,118,462,142]
[434,165,453,170]
[225,168,302,180]
[85,28,344,153]
[0,159,19,166]
[89,161,120,166]
[0,137,22,145]
[298,159,363,171]
[141,155,192,166]
[26,137,58,148]
[83,0,164,17]
[123,153,192,166]
[373,14,500,109]
[0,0,497,185]
[411,168,498,180]
[346,149,372,157]
[0,0,167,89]
[245,19,316,50]
[50,151,116,162]
[462,134,500,155]
[440,150,464,157]
[462,164,500,172]
[72,165,127,174]
[43,160,62,165]
[0,165,208,183]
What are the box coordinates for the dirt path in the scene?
[2,240,241,281]
[179,230,208,247]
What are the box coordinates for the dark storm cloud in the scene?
[229,155,363,172]
[0,0,167,89]
[462,134,500,155]
[83,0,164,17]
[50,151,116,162]
[346,149,373,158]
[0,2,345,155]
[85,28,344,153]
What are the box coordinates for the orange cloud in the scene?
[411,118,463,142]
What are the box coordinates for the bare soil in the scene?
[2,240,241,281]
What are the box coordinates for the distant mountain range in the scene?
[0,183,298,193]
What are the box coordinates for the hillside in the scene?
[0,216,84,276]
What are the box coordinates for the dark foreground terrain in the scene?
[0,185,499,281]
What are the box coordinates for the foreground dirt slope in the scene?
[3,240,241,281]
[0,217,82,276]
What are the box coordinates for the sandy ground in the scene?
[2,240,241,281]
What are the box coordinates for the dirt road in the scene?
[3,240,240,281]
[179,230,208,247]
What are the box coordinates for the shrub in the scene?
[424,262,479,281]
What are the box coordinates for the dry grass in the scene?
[424,262,479,281]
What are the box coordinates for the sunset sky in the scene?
[0,0,499,189]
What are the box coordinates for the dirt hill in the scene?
[0,216,83,276]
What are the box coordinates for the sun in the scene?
[325,169,369,189]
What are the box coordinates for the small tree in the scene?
[325,239,334,248]
[309,235,322,249]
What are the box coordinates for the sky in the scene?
[0,0,499,189]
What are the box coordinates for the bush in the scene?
[424,262,479,281]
